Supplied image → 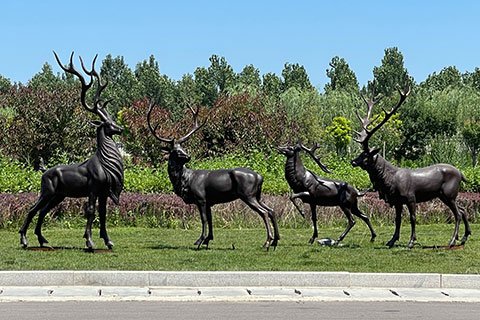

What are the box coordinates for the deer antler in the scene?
[354,85,410,151]
[176,104,206,144]
[300,143,331,173]
[146,100,174,146]
[53,51,109,121]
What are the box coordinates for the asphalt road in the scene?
[3,301,480,320]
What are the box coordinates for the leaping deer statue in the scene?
[278,142,376,244]
[351,86,471,248]
[19,52,124,250]
[147,102,280,249]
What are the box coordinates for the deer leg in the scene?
[19,195,51,248]
[98,196,113,249]
[459,205,472,245]
[309,204,318,244]
[406,202,417,249]
[203,205,214,249]
[337,206,356,243]
[194,201,208,249]
[84,195,97,250]
[351,205,376,242]
[442,198,462,247]
[34,195,64,247]
[258,200,280,248]
[290,191,310,218]
[243,197,275,250]
[386,204,403,248]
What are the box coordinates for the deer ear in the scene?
[89,120,103,127]
[369,147,381,156]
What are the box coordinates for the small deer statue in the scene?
[19,52,124,250]
[278,142,376,244]
[147,102,280,249]
[351,86,471,248]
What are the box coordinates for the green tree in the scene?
[325,116,352,156]
[208,54,236,93]
[100,54,142,116]
[28,63,62,91]
[421,66,463,92]
[237,64,261,90]
[0,75,12,93]
[262,72,282,97]
[135,55,176,112]
[462,119,480,167]
[324,56,359,93]
[373,47,413,97]
[281,63,313,91]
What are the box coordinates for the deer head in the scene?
[53,51,123,137]
[351,86,410,169]
[277,142,331,173]
[147,101,204,165]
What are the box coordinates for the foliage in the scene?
[281,63,314,91]
[0,84,94,165]
[325,116,352,156]
[324,56,359,93]
[372,47,414,97]
[462,119,480,167]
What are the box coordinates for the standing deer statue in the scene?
[147,102,280,249]
[351,86,471,248]
[277,143,376,244]
[19,52,124,250]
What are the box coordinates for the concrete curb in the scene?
[1,271,479,289]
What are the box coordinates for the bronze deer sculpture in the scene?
[147,102,280,249]
[19,52,124,250]
[278,143,376,244]
[351,86,471,248]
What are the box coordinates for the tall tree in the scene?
[101,54,142,116]
[373,47,413,96]
[421,66,463,92]
[324,56,359,93]
[262,72,282,97]
[28,63,62,91]
[238,64,261,89]
[0,75,12,93]
[281,63,314,91]
[135,55,176,111]
[208,54,236,93]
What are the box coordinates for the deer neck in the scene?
[94,127,124,204]
[367,154,398,198]
[167,158,193,198]
[284,152,307,191]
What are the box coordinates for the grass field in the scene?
[1,224,478,274]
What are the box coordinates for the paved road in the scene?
[3,301,480,320]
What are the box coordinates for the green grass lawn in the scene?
[1,224,478,274]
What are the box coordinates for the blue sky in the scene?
[1,1,479,90]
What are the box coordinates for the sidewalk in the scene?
[1,271,479,302]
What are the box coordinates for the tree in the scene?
[281,63,314,91]
[325,116,352,156]
[237,64,261,90]
[208,54,236,93]
[421,66,463,92]
[324,56,359,93]
[0,75,12,93]
[373,47,413,97]
[100,54,142,116]
[135,55,176,112]
[262,72,282,97]
[1,84,93,165]
[28,63,62,91]
[462,119,480,166]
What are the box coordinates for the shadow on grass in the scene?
[25,246,114,254]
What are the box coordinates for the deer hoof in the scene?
[20,234,28,248]
[386,240,396,248]
[308,237,316,245]
[106,241,114,250]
